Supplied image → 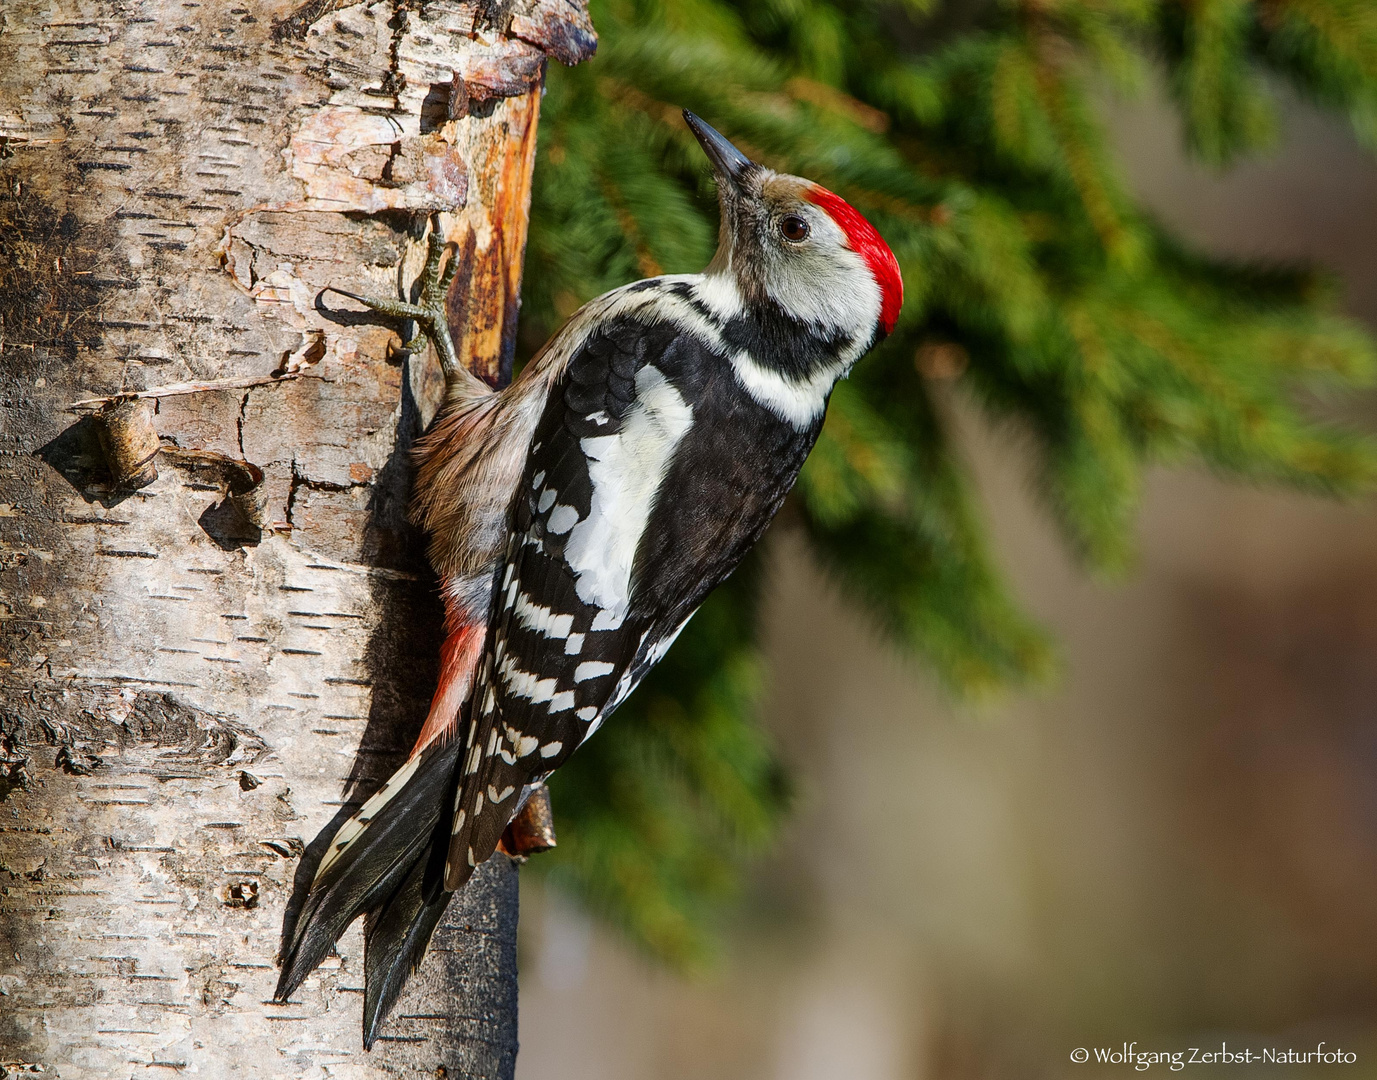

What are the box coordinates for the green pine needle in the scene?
[519,0,1377,966]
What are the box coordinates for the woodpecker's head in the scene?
[684,110,903,345]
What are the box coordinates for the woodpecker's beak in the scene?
[683,110,752,191]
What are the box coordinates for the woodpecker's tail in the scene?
[361,832,452,1043]
[274,735,462,1044]
[276,594,489,1043]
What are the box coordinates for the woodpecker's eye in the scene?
[779,215,810,243]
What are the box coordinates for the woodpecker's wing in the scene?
[440,312,679,886]
[442,303,817,889]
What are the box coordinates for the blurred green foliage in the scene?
[519,0,1377,965]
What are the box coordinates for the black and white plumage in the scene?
[276,111,904,1044]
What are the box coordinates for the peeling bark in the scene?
[0,1,594,1075]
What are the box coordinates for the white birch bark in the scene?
[0,1,594,1075]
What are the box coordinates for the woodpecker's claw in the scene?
[323,226,463,383]
[419,227,463,311]
[322,284,419,321]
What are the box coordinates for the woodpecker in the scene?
[275,110,903,1044]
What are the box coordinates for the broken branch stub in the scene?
[96,398,160,491]
[499,783,558,858]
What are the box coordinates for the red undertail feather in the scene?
[805,185,904,335]
[410,590,484,759]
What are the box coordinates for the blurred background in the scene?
[509,2,1377,1076]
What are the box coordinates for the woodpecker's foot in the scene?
[498,783,557,859]
[324,225,463,383]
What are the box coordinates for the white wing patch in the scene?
[590,608,623,631]
[546,504,579,535]
[562,364,694,623]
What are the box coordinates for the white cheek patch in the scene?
[562,365,694,623]
[764,218,882,337]
[724,216,880,428]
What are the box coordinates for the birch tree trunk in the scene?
[0,2,594,1076]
